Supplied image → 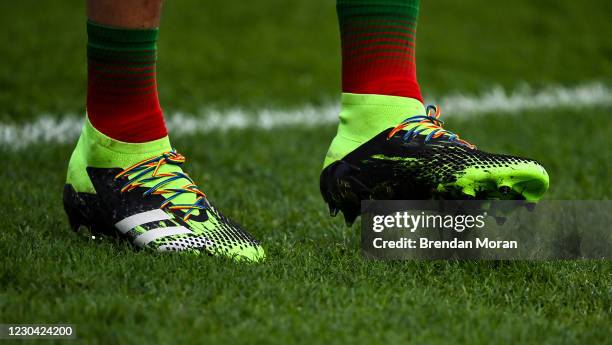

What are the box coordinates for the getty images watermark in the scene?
[361,200,611,260]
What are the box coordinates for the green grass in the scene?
[1,0,611,120]
[1,0,611,344]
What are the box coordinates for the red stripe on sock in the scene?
[87,63,167,143]
[338,6,422,101]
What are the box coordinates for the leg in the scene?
[86,0,166,142]
[323,0,425,170]
[338,0,422,101]
[321,0,549,225]
[63,1,265,261]
[87,0,163,28]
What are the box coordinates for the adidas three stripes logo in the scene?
[114,209,208,249]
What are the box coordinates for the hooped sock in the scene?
[86,21,167,143]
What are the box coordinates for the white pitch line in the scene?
[1,82,610,150]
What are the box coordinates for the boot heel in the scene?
[63,184,112,240]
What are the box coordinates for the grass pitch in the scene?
[1,0,611,344]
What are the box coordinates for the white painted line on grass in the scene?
[1,82,610,150]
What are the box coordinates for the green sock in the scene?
[323,93,425,168]
[67,119,172,194]
[66,120,201,211]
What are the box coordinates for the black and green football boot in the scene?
[321,93,549,225]
[63,119,265,262]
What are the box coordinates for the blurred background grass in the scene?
[1,0,611,120]
[0,1,611,343]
